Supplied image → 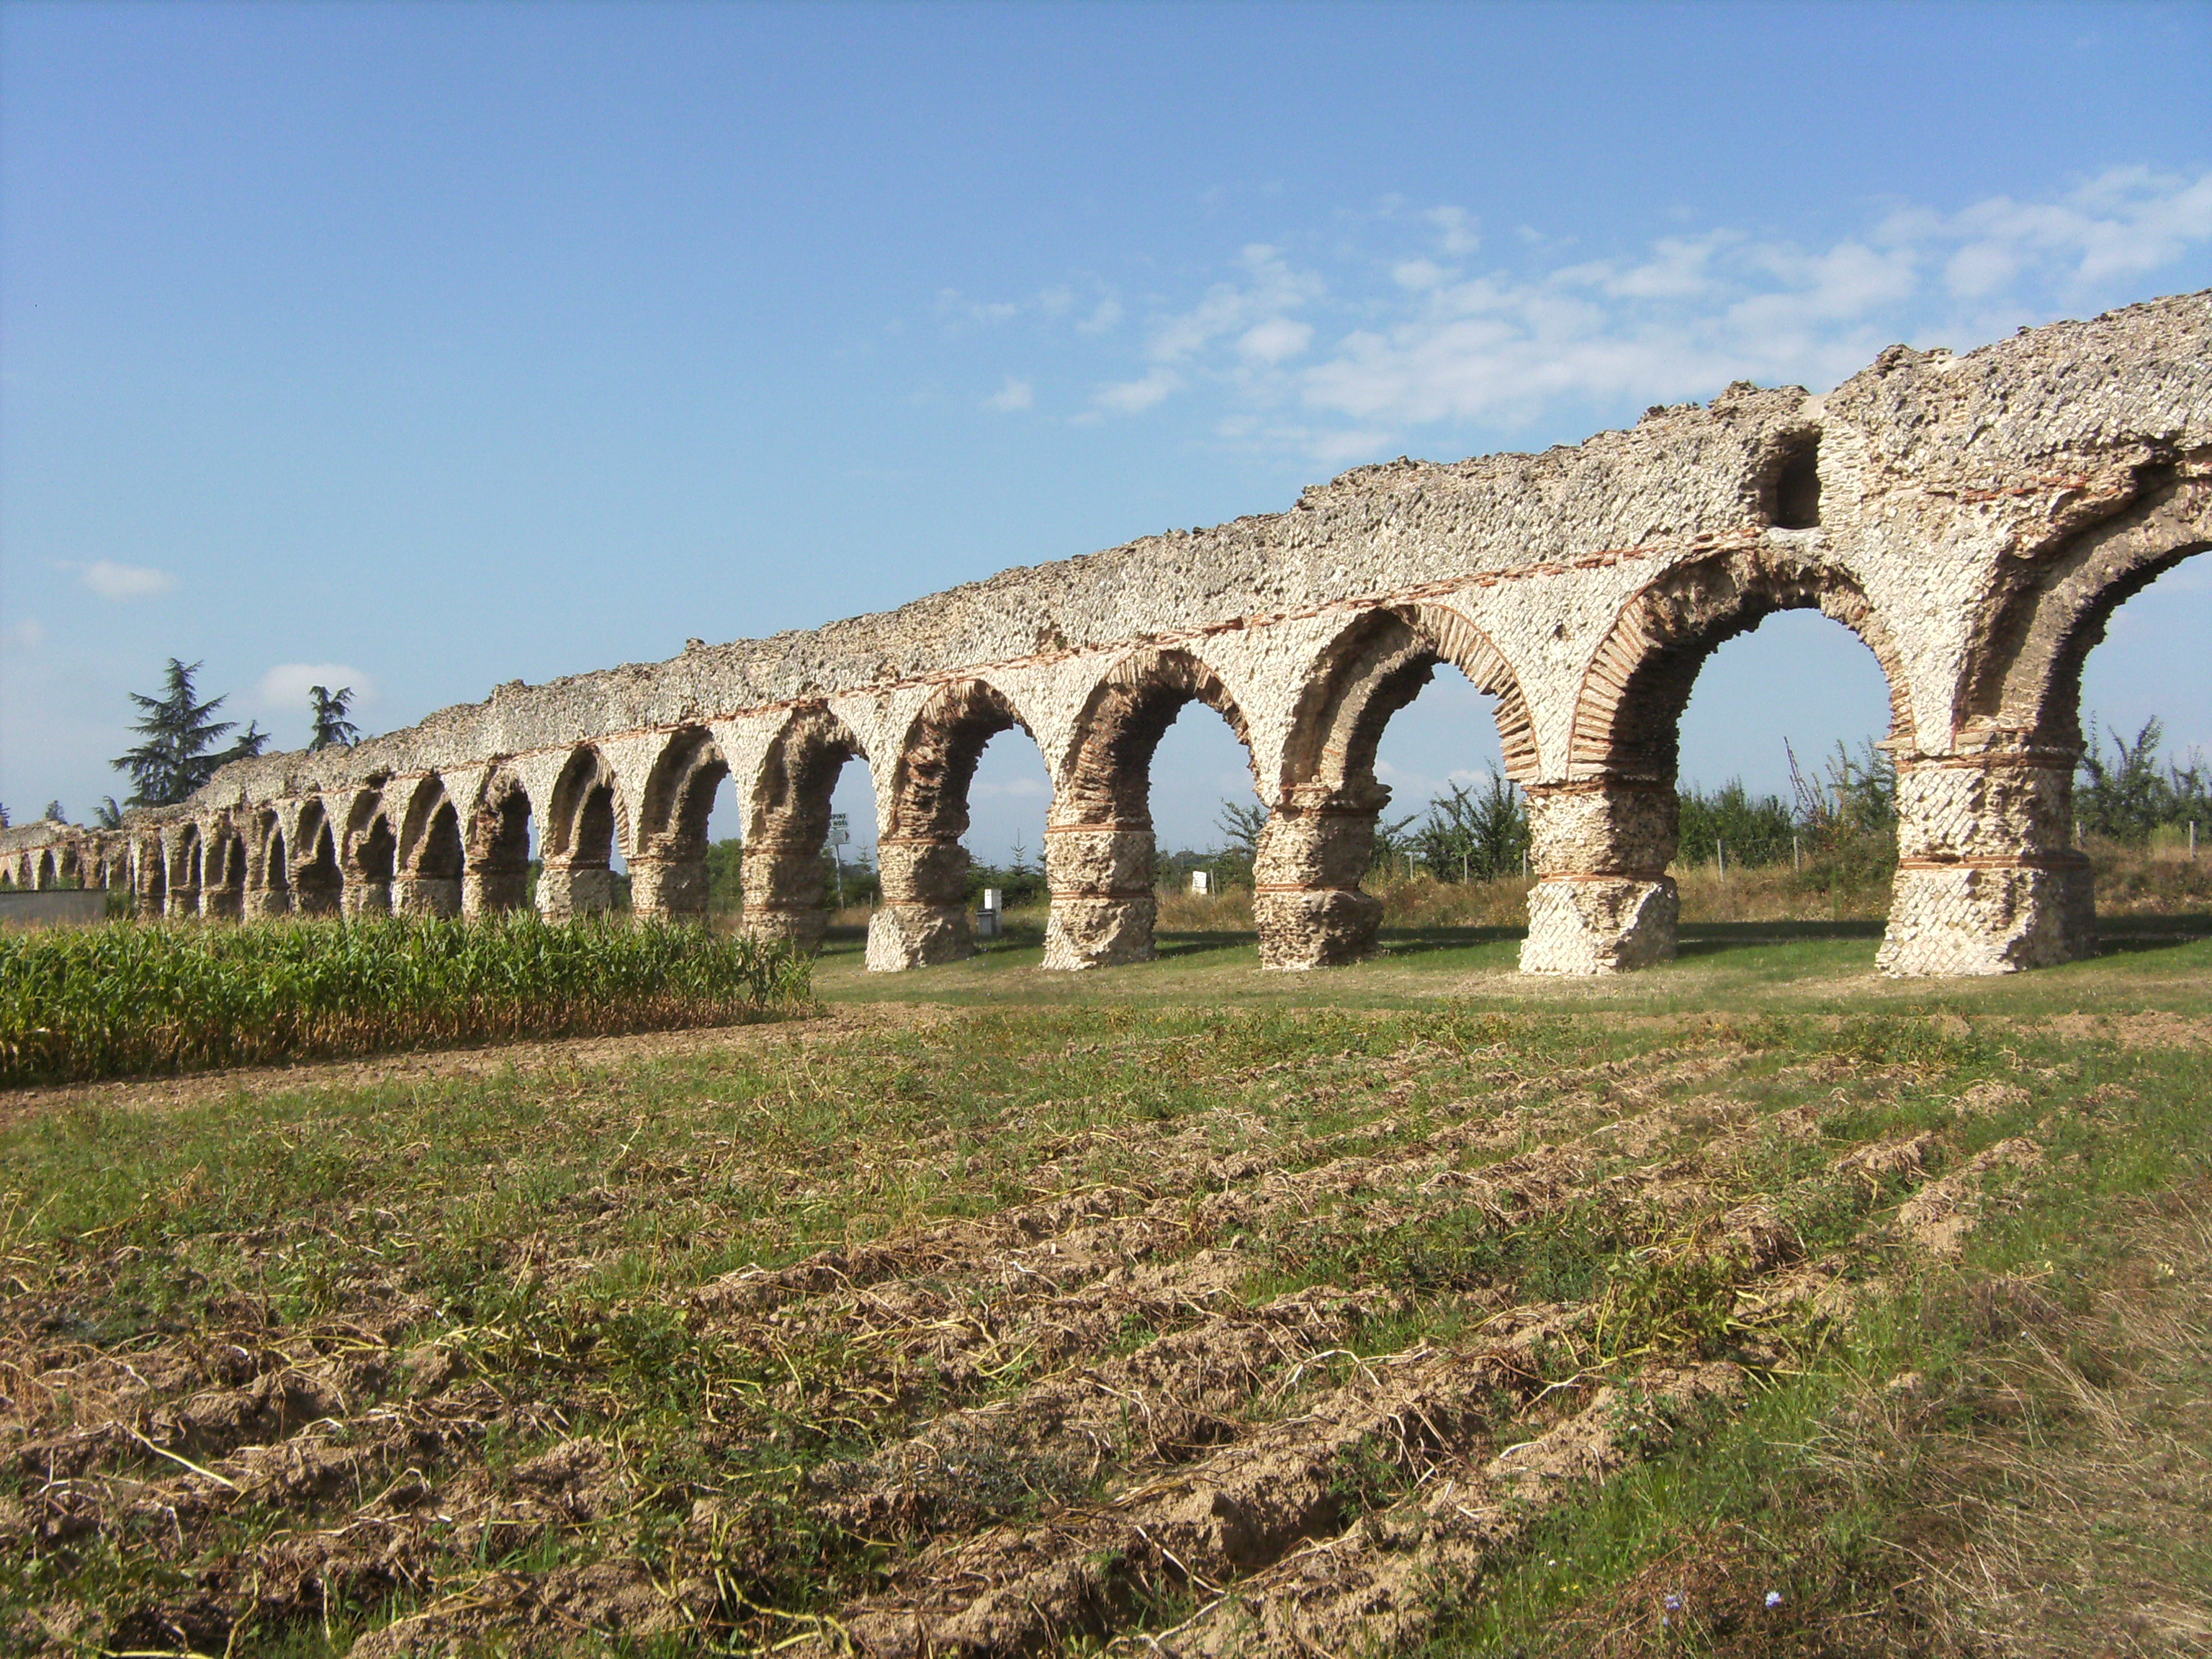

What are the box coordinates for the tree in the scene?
[42,801,64,823]
[94,797,124,830]
[2077,718,2210,844]
[0,803,9,828]
[112,659,267,808]
[308,684,361,751]
[1410,770,1529,881]
[1214,799,1269,858]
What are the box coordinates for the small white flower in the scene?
[1766,1590,1784,1609]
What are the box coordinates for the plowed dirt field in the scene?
[6,937,2211,1656]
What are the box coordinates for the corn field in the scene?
[0,914,812,1086]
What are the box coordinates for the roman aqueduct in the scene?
[6,291,2208,977]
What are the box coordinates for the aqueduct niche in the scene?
[12,290,2205,978]
[1045,648,1255,970]
[742,707,868,954]
[1262,603,1537,968]
[251,811,292,917]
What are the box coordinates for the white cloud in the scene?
[256,663,377,717]
[1095,369,1182,415]
[7,619,43,649]
[1238,318,1313,365]
[1077,296,1123,335]
[1428,206,1480,256]
[1393,258,1451,291]
[986,377,1035,412]
[78,561,176,601]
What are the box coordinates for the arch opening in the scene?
[1259,606,1537,968]
[1884,468,2212,976]
[745,709,874,951]
[346,796,397,917]
[204,827,248,920]
[868,680,1046,969]
[1542,548,1914,974]
[465,770,536,917]
[541,748,629,921]
[168,824,203,917]
[744,706,874,954]
[1045,649,1256,970]
[139,837,168,914]
[634,728,732,925]
[392,779,466,917]
[294,801,343,915]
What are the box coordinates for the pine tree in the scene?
[307,685,361,751]
[112,659,266,808]
[42,801,64,823]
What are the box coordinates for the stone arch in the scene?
[540,745,630,921]
[1044,647,1256,970]
[138,835,168,915]
[632,726,731,922]
[204,818,249,920]
[292,799,343,915]
[1875,462,2212,979]
[1569,545,1914,782]
[343,790,397,916]
[464,766,535,917]
[1958,462,2211,753]
[394,776,465,917]
[253,807,292,917]
[1527,547,1915,976]
[1254,604,1540,969]
[167,823,203,917]
[1281,602,1539,798]
[742,704,870,951]
[868,677,1040,969]
[35,850,57,891]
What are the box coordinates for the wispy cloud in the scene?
[986,377,1034,412]
[76,561,176,601]
[6,619,43,649]
[1035,167,2212,462]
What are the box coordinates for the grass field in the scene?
[4,926,2210,1656]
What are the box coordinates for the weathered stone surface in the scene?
[9,291,2207,976]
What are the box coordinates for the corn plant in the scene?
[0,914,811,1085]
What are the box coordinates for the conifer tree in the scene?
[112,659,267,807]
[307,684,361,751]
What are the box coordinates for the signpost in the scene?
[827,813,850,909]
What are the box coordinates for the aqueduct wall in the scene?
[7,290,2208,976]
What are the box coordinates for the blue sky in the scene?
[3,0,2208,860]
